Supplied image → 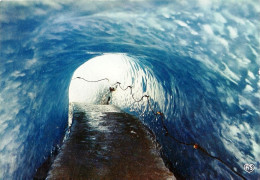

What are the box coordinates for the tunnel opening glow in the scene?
[68,53,165,127]
[69,54,134,104]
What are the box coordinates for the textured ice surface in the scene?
[0,0,259,179]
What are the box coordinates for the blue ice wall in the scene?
[0,1,259,179]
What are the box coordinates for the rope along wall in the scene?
[72,76,246,180]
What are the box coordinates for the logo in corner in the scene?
[244,163,255,173]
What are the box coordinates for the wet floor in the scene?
[46,103,175,180]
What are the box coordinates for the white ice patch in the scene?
[216,36,229,49]
[25,58,37,69]
[203,24,214,35]
[244,84,253,93]
[175,20,188,28]
[214,12,227,24]
[179,39,188,46]
[245,79,251,85]
[229,125,240,136]
[235,57,251,67]
[226,96,235,105]
[190,29,199,35]
[227,26,238,39]
[197,0,212,10]
[11,71,26,78]
[238,95,257,111]
[248,71,256,80]
[28,92,36,100]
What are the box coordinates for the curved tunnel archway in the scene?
[0,1,259,179]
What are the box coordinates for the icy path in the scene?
[46,103,175,179]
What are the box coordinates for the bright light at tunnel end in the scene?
[69,53,132,103]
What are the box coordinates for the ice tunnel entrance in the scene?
[39,54,175,179]
[68,53,165,127]
[69,53,135,104]
[68,53,135,126]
